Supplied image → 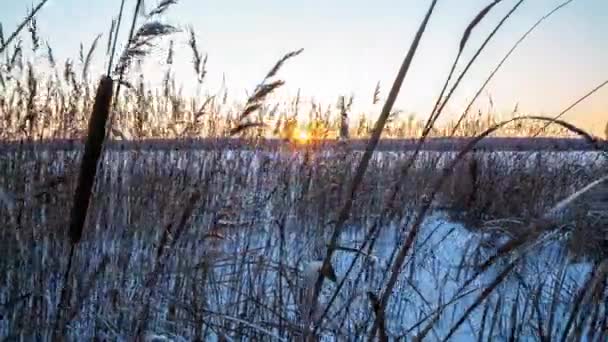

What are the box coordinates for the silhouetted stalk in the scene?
[307,1,438,339]
[368,115,601,339]
[68,76,114,243]
[450,0,576,137]
[52,76,113,340]
[113,0,145,109]
[106,0,127,76]
[535,78,608,137]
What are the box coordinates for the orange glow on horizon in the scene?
[292,128,311,144]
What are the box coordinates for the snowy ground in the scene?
[0,149,603,341]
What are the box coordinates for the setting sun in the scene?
[2,0,607,340]
[292,128,311,144]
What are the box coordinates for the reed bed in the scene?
[0,146,606,340]
[2,0,608,340]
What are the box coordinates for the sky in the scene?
[2,0,607,135]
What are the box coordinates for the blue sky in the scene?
[2,0,607,133]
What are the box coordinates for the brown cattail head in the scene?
[68,76,113,244]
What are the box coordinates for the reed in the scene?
[1,0,607,340]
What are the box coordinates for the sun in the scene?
[292,128,311,144]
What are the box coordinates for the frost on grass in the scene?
[0,149,605,341]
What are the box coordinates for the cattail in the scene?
[69,76,114,244]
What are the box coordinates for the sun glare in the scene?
[292,128,311,144]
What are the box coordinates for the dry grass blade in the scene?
[8,40,23,72]
[532,281,549,341]
[166,39,174,65]
[559,259,608,342]
[460,0,502,53]
[265,48,304,79]
[442,259,518,341]
[411,289,479,340]
[508,287,520,341]
[0,0,50,55]
[106,18,117,56]
[115,22,178,74]
[64,256,111,324]
[82,34,102,82]
[238,80,285,122]
[372,81,381,104]
[535,77,608,136]
[367,292,388,341]
[230,122,266,136]
[27,17,39,52]
[106,0,127,74]
[239,103,263,121]
[476,300,490,342]
[207,312,289,342]
[134,190,202,339]
[427,0,523,138]
[307,0,439,337]
[147,0,178,17]
[249,80,285,103]
[544,174,608,221]
[450,0,575,136]
[188,26,204,79]
[0,23,5,47]
[560,260,608,342]
[373,115,601,339]
[231,51,300,135]
[195,95,215,117]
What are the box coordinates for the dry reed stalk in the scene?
[559,259,608,342]
[82,34,102,83]
[53,76,113,341]
[425,166,606,339]
[427,0,505,134]
[443,259,518,341]
[368,115,601,338]
[134,189,202,340]
[187,26,207,83]
[535,77,608,138]
[308,4,438,336]
[147,0,178,17]
[353,3,531,285]
[372,81,381,105]
[409,0,525,182]
[450,0,576,136]
[312,1,523,336]
[0,0,50,55]
[107,0,127,75]
[230,49,303,136]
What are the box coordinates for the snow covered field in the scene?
[0,149,605,340]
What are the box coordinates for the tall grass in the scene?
[1,0,607,340]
